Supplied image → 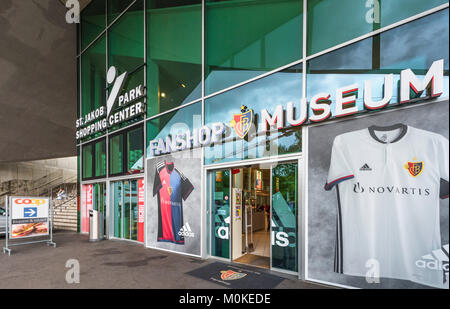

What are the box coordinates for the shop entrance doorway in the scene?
[233,165,271,269]
[110,179,144,242]
[209,161,298,273]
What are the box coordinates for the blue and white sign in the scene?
[24,208,37,218]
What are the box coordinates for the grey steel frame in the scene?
[2,195,56,256]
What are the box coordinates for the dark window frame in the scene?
[108,124,144,177]
[82,137,107,181]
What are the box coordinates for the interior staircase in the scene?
[52,196,78,232]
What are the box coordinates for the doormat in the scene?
[186,262,285,289]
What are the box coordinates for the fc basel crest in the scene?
[404,158,424,177]
[220,270,247,281]
[230,105,253,139]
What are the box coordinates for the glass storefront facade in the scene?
[77,0,449,288]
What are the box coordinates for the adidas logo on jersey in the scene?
[178,223,195,238]
[360,164,372,171]
[415,244,449,284]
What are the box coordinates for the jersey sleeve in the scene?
[438,136,449,199]
[152,168,162,197]
[180,171,194,201]
[324,136,355,191]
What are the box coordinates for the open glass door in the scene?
[271,162,298,273]
[232,166,270,268]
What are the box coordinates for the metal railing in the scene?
[53,196,77,213]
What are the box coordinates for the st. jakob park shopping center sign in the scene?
[76,66,146,140]
[148,59,446,156]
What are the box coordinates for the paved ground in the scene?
[0,231,329,289]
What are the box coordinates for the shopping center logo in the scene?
[178,223,194,238]
[404,158,424,177]
[106,66,128,117]
[230,105,253,139]
[76,67,145,140]
[415,244,449,284]
[220,270,247,281]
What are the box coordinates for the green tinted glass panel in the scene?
[306,9,449,119]
[108,0,134,24]
[82,144,93,179]
[131,180,138,241]
[123,181,131,239]
[81,0,106,50]
[147,102,202,157]
[211,170,230,259]
[307,0,448,56]
[110,134,124,175]
[127,127,144,173]
[112,181,123,238]
[205,64,303,165]
[108,0,144,73]
[206,0,303,95]
[81,35,106,118]
[92,183,99,211]
[95,139,106,177]
[147,1,202,117]
[272,162,298,272]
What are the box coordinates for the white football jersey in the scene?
[325,124,449,288]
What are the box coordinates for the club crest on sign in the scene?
[404,158,424,177]
[230,105,253,139]
[220,270,247,281]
